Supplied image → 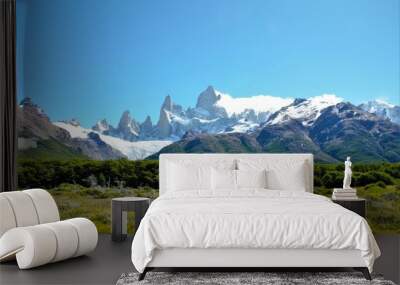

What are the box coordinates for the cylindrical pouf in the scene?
[65,218,98,257]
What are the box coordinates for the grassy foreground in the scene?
[49,184,157,233]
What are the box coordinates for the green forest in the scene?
[17,159,400,234]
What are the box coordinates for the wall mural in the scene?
[16,0,399,233]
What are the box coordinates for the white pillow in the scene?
[266,163,306,191]
[236,169,267,189]
[211,168,236,191]
[167,162,211,192]
[237,159,307,191]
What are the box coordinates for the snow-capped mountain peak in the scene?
[196,86,221,109]
[52,87,399,159]
[194,86,228,119]
[268,94,343,126]
[113,110,140,140]
[359,100,400,124]
[118,111,139,134]
[92,119,110,133]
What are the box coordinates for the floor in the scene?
[0,234,399,285]
[0,234,134,285]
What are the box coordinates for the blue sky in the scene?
[17,0,399,127]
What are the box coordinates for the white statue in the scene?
[343,156,352,189]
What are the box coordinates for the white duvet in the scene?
[131,190,380,273]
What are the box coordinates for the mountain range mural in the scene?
[18,86,400,163]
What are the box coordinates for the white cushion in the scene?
[23,189,60,224]
[238,159,307,191]
[211,168,236,191]
[236,169,267,189]
[0,196,17,237]
[1,192,39,227]
[42,221,79,262]
[66,218,98,257]
[167,162,212,191]
[163,157,236,194]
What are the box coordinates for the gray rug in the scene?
[116,272,396,285]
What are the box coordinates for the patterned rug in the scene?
[116,271,396,285]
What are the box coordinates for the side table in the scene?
[111,197,150,242]
[332,198,366,218]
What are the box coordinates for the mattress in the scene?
[131,190,380,273]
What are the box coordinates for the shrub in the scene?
[321,171,343,188]
[353,171,394,187]
[17,159,159,190]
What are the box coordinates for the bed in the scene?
[131,154,380,280]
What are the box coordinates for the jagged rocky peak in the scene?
[142,115,153,127]
[143,115,153,126]
[140,115,153,136]
[113,110,140,141]
[161,95,173,112]
[118,110,131,128]
[92,119,110,132]
[156,109,172,138]
[196,85,221,110]
[194,86,228,119]
[160,94,184,115]
[156,94,183,138]
[19,97,48,119]
[118,111,139,133]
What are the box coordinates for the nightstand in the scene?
[111,197,150,242]
[332,198,366,218]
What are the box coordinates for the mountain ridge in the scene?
[150,97,400,162]
[18,86,400,161]
[89,86,399,142]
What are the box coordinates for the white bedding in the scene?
[131,190,380,273]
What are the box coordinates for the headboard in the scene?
[159,153,314,195]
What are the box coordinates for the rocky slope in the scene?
[359,100,400,125]
[18,99,125,160]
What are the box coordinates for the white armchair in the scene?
[0,189,98,269]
